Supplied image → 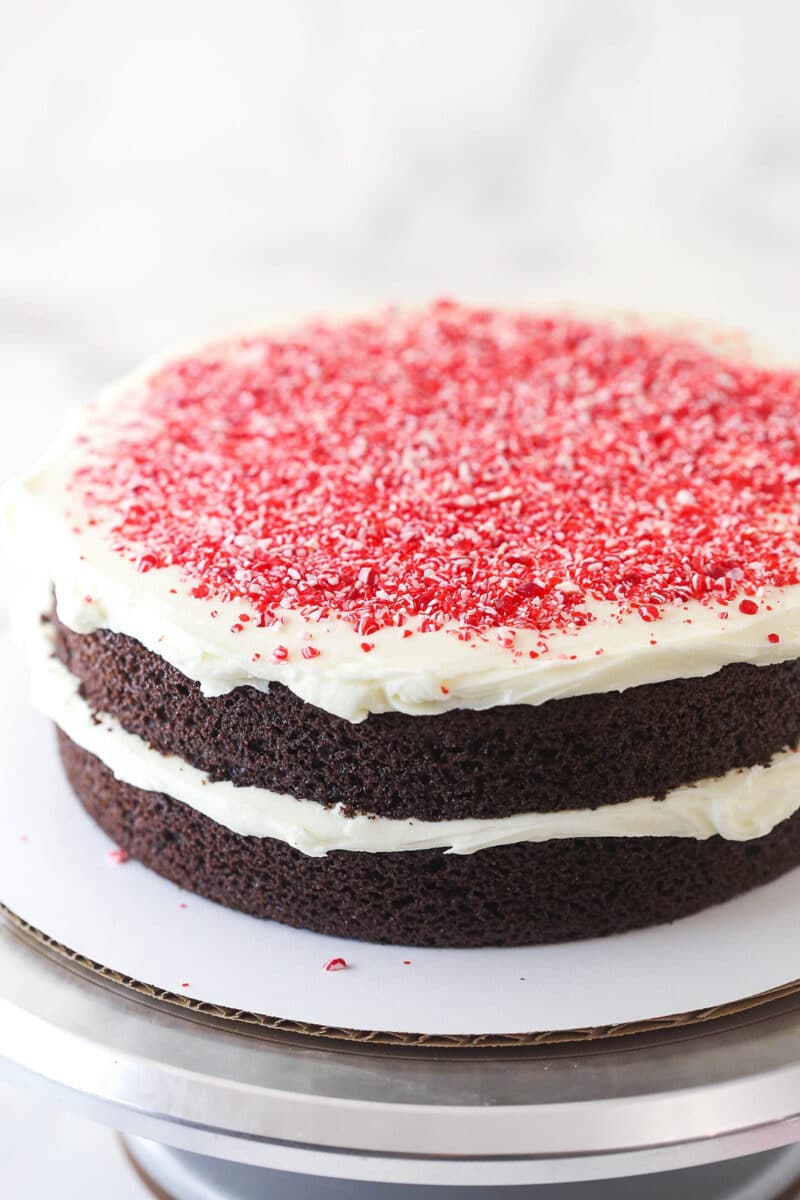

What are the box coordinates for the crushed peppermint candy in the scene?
[106,847,129,865]
[738,599,759,615]
[70,302,800,640]
[323,956,348,972]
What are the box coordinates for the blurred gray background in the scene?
[2,1,800,1194]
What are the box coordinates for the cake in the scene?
[7,302,800,947]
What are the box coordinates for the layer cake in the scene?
[8,303,800,945]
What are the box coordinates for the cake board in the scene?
[5,630,800,1044]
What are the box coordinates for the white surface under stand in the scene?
[4,916,800,1198]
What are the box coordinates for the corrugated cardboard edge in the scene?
[4,899,800,1048]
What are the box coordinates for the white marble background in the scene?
[2,1,800,1194]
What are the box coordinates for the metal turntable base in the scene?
[122,1137,800,1198]
[3,913,800,1197]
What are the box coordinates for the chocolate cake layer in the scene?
[59,729,800,947]
[54,617,800,821]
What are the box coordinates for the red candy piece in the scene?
[72,303,800,640]
[324,957,347,972]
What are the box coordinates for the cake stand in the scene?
[3,911,800,1198]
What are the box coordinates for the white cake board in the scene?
[2,633,800,1040]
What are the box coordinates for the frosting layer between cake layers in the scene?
[28,613,800,856]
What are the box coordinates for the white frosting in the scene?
[3,334,800,722]
[26,611,800,856]
[5,452,800,722]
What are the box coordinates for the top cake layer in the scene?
[8,302,800,721]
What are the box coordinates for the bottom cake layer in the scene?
[57,728,800,947]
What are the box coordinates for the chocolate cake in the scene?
[8,302,800,946]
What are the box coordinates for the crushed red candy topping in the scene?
[768,632,781,644]
[324,957,348,972]
[738,598,760,615]
[71,303,800,639]
[106,847,129,865]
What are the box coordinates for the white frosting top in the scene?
[25,610,800,855]
[4,449,800,722]
[4,314,800,722]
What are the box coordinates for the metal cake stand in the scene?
[3,912,800,1198]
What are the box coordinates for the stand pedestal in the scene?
[123,1137,800,1199]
